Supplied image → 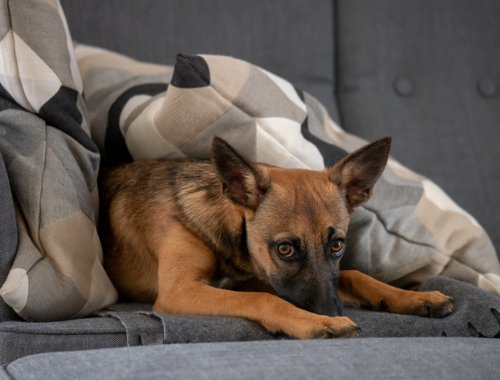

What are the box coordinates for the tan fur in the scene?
[99,137,453,339]
[338,271,452,317]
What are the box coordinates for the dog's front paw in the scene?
[407,291,454,318]
[310,316,361,339]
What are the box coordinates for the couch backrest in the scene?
[60,0,339,121]
[336,0,500,253]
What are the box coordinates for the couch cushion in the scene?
[1,276,498,366]
[0,317,127,366]
[337,0,500,255]
[2,337,499,380]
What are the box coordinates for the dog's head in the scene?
[211,137,391,317]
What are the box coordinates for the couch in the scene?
[1,0,500,379]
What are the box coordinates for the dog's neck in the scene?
[174,163,256,281]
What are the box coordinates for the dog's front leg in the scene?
[338,270,453,317]
[152,224,360,339]
[154,280,361,339]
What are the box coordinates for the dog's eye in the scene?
[331,240,345,256]
[277,243,294,257]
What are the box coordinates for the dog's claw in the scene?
[325,328,335,339]
[348,326,362,338]
[419,302,433,317]
[337,326,362,339]
[414,293,453,318]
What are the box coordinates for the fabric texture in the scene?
[98,276,500,340]
[0,317,127,366]
[2,337,500,380]
[0,151,19,322]
[1,276,499,366]
[336,0,500,256]
[59,0,339,122]
[76,45,500,296]
[0,0,118,321]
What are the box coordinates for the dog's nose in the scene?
[273,277,344,317]
[310,294,343,317]
[284,290,343,317]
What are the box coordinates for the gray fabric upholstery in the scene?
[348,277,500,338]
[336,0,500,255]
[59,0,339,122]
[1,1,499,377]
[2,337,500,380]
[106,277,500,340]
[101,308,279,344]
[0,151,19,322]
[1,276,498,366]
[0,317,127,366]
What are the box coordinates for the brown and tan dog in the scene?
[98,137,453,339]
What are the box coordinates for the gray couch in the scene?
[1,0,500,378]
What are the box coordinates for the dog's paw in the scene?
[310,316,361,339]
[407,291,454,318]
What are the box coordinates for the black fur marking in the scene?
[273,258,343,317]
[214,221,253,281]
[379,299,388,310]
[327,227,336,242]
[239,217,249,260]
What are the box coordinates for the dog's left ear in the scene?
[211,137,271,210]
[328,137,391,211]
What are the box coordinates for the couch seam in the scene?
[0,364,15,380]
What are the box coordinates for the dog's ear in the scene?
[328,137,391,211]
[211,137,270,209]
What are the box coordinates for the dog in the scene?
[98,137,453,339]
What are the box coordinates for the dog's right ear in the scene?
[211,137,270,210]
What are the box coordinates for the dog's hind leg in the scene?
[152,222,360,339]
[338,270,453,318]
